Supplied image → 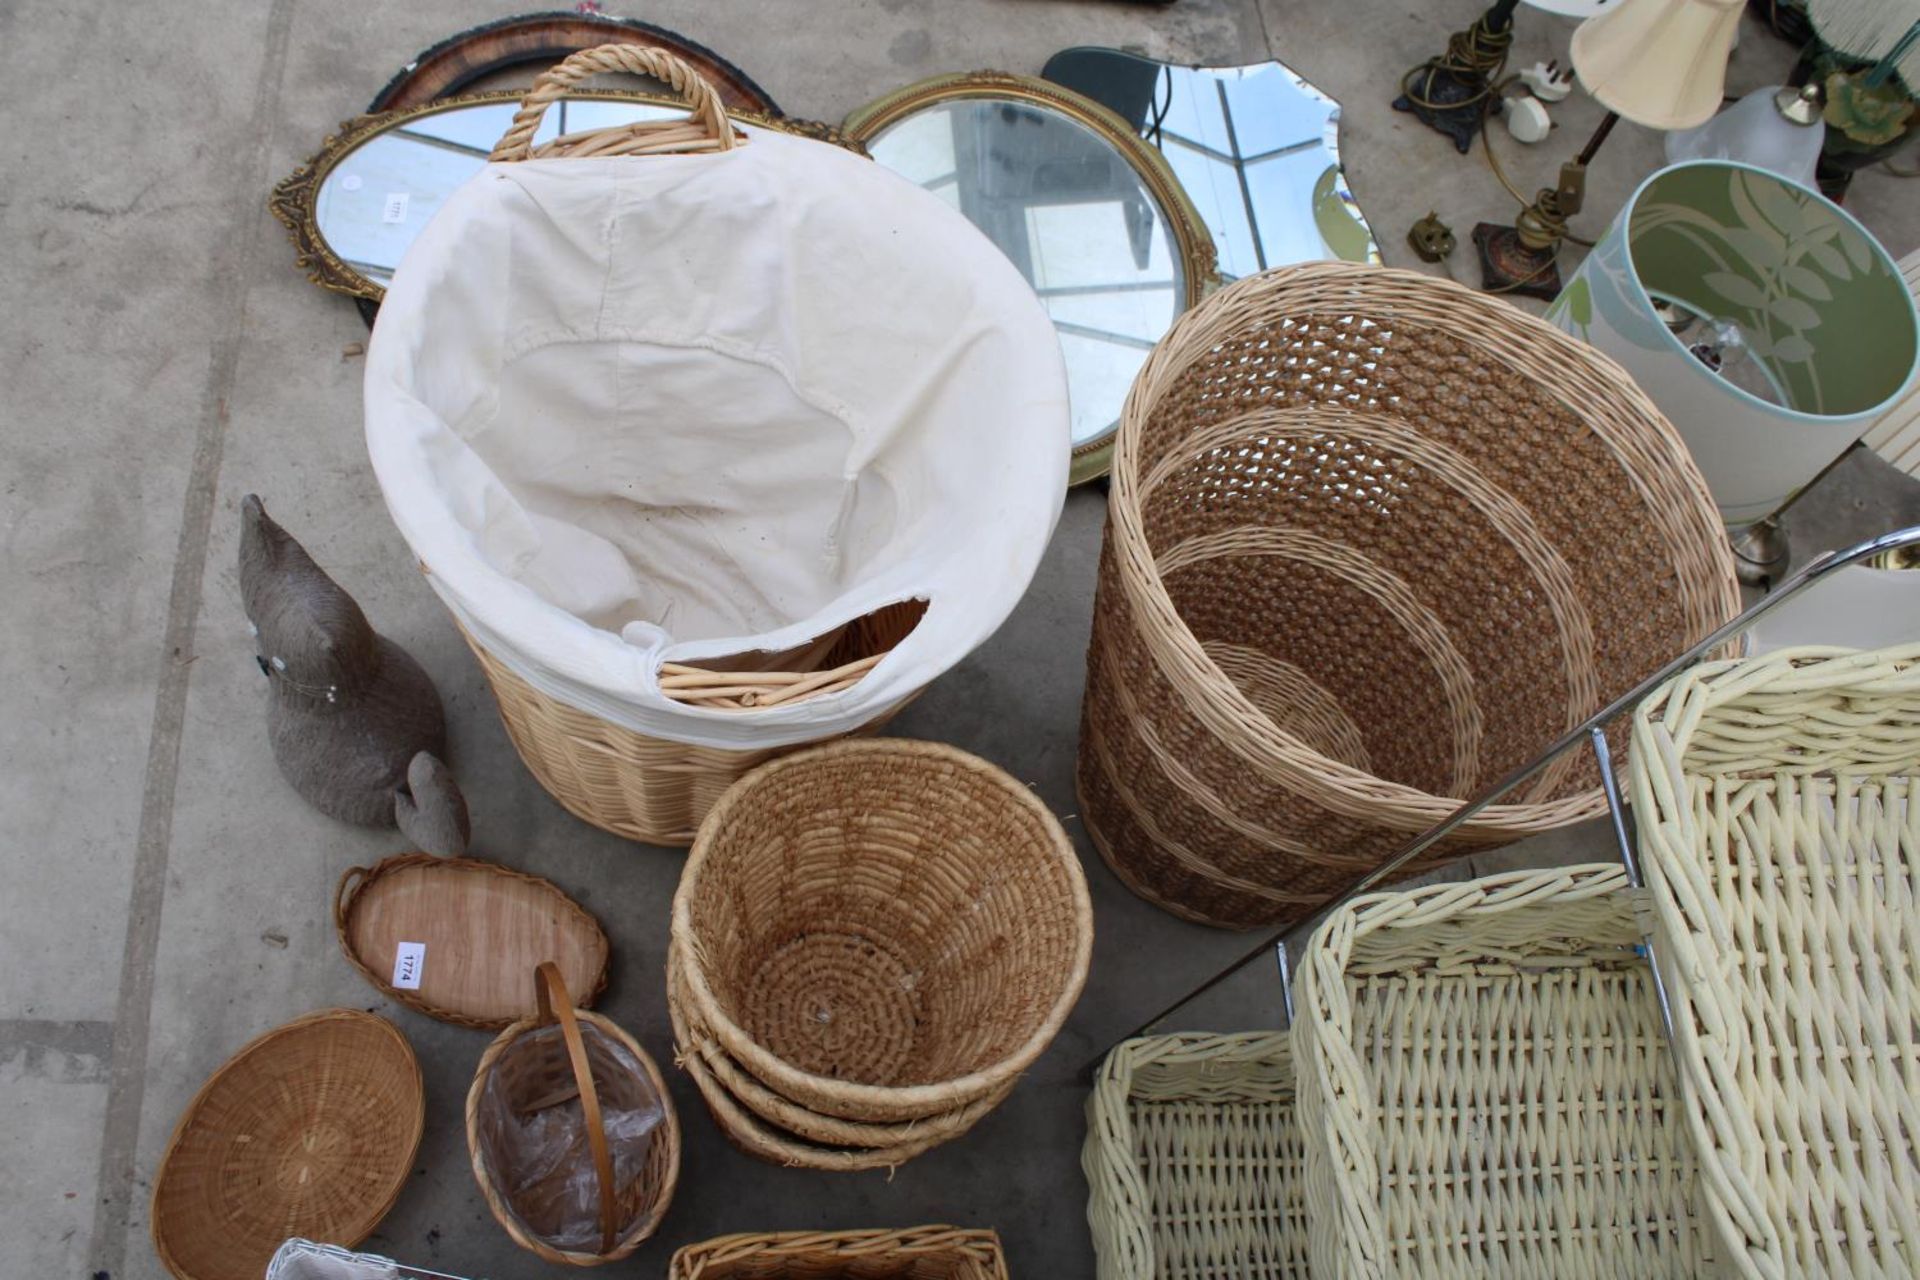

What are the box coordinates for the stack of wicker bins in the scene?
[1086,866,1713,1276]
[668,738,1094,1170]
[1077,260,1740,930]
[1632,645,1920,1277]
[669,1226,1011,1279]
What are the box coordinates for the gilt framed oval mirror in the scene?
[844,72,1217,485]
[271,92,862,312]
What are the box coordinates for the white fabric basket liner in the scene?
[366,128,1068,748]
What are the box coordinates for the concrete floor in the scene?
[4,1,1917,1277]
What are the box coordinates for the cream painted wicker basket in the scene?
[1293,864,1713,1278]
[1083,1031,1309,1279]
[1632,645,1920,1279]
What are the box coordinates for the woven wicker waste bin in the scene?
[1084,1032,1308,1280]
[468,963,680,1265]
[667,942,1015,1171]
[1632,644,1920,1279]
[1293,864,1713,1278]
[669,1226,1010,1279]
[365,46,1068,847]
[670,739,1092,1153]
[150,1011,423,1280]
[1077,259,1740,929]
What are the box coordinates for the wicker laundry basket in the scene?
[669,1226,1010,1279]
[1632,645,1920,1279]
[150,1012,423,1280]
[368,41,1066,851]
[468,963,680,1265]
[1084,1032,1308,1280]
[672,739,1092,1127]
[1077,260,1740,929]
[1293,864,1712,1278]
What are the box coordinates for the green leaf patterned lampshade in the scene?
[1547,161,1919,525]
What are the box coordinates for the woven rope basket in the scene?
[667,944,1010,1154]
[671,739,1093,1127]
[669,1226,1010,1280]
[1632,645,1920,1279]
[1084,1032,1309,1279]
[467,963,680,1265]
[1294,864,1712,1278]
[451,46,924,846]
[1077,260,1740,929]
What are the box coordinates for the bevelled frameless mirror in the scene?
[1042,47,1381,283]
[271,92,862,309]
[844,73,1218,485]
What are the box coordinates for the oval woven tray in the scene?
[336,853,610,1030]
[151,1010,423,1280]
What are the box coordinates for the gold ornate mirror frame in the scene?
[270,89,862,306]
[843,72,1218,485]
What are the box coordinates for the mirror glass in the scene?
[861,99,1188,447]
[316,98,683,286]
[1043,48,1379,282]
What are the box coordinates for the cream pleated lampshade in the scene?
[1571,0,1744,130]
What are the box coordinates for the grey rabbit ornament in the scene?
[240,494,449,827]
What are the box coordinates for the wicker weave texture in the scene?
[672,738,1093,1126]
[334,852,610,1030]
[1294,864,1711,1279]
[469,634,908,846]
[1077,260,1739,929]
[467,969,680,1265]
[666,941,1010,1167]
[150,1011,423,1280]
[1083,1032,1308,1280]
[1632,645,1920,1280]
[669,1226,1010,1279]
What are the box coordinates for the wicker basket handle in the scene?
[333,864,373,937]
[533,960,617,1254]
[490,44,738,162]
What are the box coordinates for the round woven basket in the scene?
[1078,260,1740,930]
[666,943,1010,1154]
[665,946,999,1170]
[150,1011,423,1280]
[671,738,1093,1125]
[468,963,680,1266]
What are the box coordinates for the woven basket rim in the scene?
[668,1226,1008,1280]
[667,967,956,1171]
[1084,1031,1296,1280]
[150,1009,424,1280]
[466,1002,682,1265]
[334,852,612,1030]
[1105,260,1741,839]
[671,737,1093,1118]
[1630,643,1920,1278]
[666,944,1008,1147]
